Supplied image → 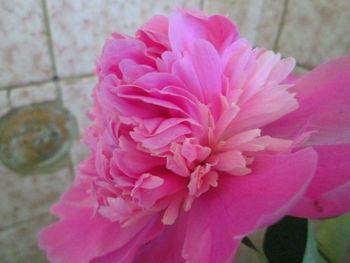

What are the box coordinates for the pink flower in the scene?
[39,9,350,263]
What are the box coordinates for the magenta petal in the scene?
[38,208,159,263]
[90,216,164,263]
[290,144,350,218]
[263,55,350,145]
[183,148,317,263]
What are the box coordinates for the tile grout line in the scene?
[0,73,95,91]
[273,0,290,52]
[5,89,11,108]
[40,0,62,105]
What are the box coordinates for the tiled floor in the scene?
[0,0,349,262]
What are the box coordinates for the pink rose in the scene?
[39,9,350,263]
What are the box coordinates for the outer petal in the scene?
[38,181,163,263]
[39,209,161,263]
[134,148,317,263]
[181,148,317,263]
[290,144,350,218]
[90,215,164,263]
[263,55,350,218]
[263,55,350,145]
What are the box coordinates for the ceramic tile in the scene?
[60,77,96,166]
[0,90,9,116]
[277,0,350,67]
[0,163,71,229]
[60,77,96,135]
[0,213,54,263]
[47,0,201,78]
[0,0,53,88]
[9,82,57,108]
[204,0,285,49]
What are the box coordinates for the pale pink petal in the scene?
[290,144,350,218]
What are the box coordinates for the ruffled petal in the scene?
[290,144,350,218]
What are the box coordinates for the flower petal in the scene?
[133,212,188,263]
[290,144,350,218]
[169,9,238,53]
[97,37,155,78]
[183,148,317,263]
[38,206,160,263]
[263,55,350,145]
[90,216,164,263]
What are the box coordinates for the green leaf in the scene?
[317,213,350,263]
[263,216,308,263]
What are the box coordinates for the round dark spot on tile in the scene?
[0,103,77,175]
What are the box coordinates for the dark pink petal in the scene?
[183,148,317,263]
[290,144,350,218]
[39,205,160,263]
[263,55,350,145]
[91,215,164,263]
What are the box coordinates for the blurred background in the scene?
[0,0,349,262]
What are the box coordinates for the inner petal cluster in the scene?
[82,14,298,226]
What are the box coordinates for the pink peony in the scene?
[39,9,350,263]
